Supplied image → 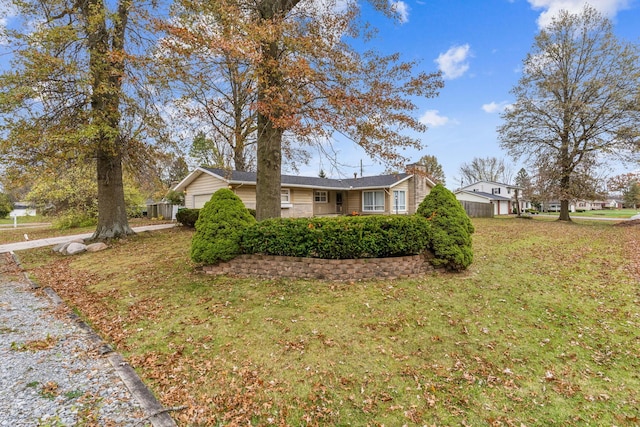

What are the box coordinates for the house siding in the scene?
[233,186,257,208]
[178,167,433,217]
[312,189,334,216]
[187,174,227,208]
[347,191,361,215]
[290,188,313,218]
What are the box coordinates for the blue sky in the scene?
[310,0,640,187]
[1,0,639,188]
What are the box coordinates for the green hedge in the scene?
[241,215,431,259]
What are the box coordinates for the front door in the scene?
[335,192,343,214]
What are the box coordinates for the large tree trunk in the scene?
[93,149,134,239]
[253,0,301,221]
[255,34,283,220]
[83,0,134,239]
[256,114,282,220]
[558,174,572,221]
[559,199,571,221]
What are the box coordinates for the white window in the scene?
[392,190,406,213]
[281,189,290,203]
[314,190,328,203]
[363,191,385,212]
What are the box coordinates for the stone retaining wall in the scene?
[202,252,434,281]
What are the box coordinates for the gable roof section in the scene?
[460,180,521,191]
[455,190,512,201]
[173,167,414,192]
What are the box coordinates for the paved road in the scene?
[0,224,176,253]
[0,222,51,229]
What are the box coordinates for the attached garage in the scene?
[192,194,213,209]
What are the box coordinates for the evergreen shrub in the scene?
[176,208,200,228]
[241,215,430,259]
[191,189,256,264]
[416,184,474,271]
[0,193,12,218]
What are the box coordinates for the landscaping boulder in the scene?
[65,242,87,255]
[86,242,108,253]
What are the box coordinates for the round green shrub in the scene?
[191,189,256,264]
[416,184,474,271]
[176,208,200,228]
[0,193,13,218]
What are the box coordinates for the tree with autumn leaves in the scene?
[499,6,640,222]
[160,0,444,220]
[0,0,442,231]
[0,0,174,239]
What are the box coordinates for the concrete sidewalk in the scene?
[0,223,176,253]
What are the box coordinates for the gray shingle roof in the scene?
[457,190,512,201]
[202,167,411,190]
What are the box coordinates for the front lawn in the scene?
[537,208,638,218]
[0,218,172,244]
[19,218,640,426]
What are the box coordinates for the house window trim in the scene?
[362,190,385,212]
[281,188,292,208]
[314,190,328,203]
[392,190,407,213]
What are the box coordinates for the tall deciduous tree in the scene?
[0,0,165,239]
[189,132,229,169]
[417,154,446,185]
[625,182,640,208]
[458,157,513,185]
[155,6,258,171]
[164,0,443,220]
[498,6,640,221]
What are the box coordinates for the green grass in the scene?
[19,219,640,426]
[0,217,170,244]
[0,214,48,225]
[536,208,638,218]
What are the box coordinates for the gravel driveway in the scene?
[0,253,176,427]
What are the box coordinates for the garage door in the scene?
[193,194,213,209]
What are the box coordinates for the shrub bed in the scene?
[176,208,200,228]
[241,215,431,259]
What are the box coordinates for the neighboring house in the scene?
[455,181,524,215]
[172,164,436,217]
[9,202,36,217]
[604,198,624,209]
[542,198,622,212]
[455,189,512,216]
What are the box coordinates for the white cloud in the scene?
[435,44,471,80]
[528,0,631,28]
[419,110,449,127]
[482,101,510,113]
[390,0,410,24]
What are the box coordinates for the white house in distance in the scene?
[173,164,436,217]
[455,181,523,216]
[9,202,36,217]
